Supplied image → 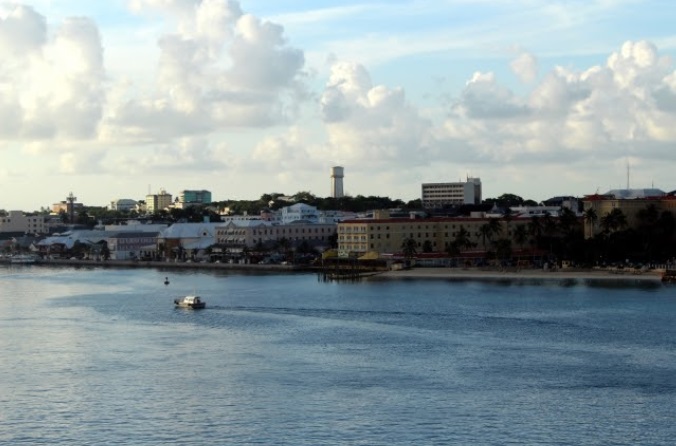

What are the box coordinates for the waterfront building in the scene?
[106,232,159,260]
[421,177,482,209]
[582,193,676,239]
[337,215,532,257]
[35,230,109,258]
[156,222,220,260]
[216,220,336,254]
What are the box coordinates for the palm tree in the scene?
[447,225,474,257]
[275,237,292,261]
[487,218,503,239]
[657,211,676,258]
[454,225,474,252]
[478,218,502,250]
[479,224,492,250]
[422,240,433,253]
[637,204,659,228]
[540,211,559,257]
[514,224,528,252]
[528,216,543,247]
[445,241,460,257]
[583,207,598,238]
[637,204,659,259]
[101,242,110,261]
[600,208,627,234]
[542,212,557,238]
[494,238,512,264]
[558,208,579,236]
[401,237,417,261]
[502,208,513,236]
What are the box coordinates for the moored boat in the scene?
[174,295,206,309]
[10,254,37,264]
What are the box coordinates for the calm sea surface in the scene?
[1,265,676,445]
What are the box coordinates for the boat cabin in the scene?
[174,295,206,309]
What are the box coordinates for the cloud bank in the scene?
[2,1,676,207]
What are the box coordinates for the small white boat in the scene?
[174,295,206,309]
[11,254,36,264]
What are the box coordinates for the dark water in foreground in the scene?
[1,265,675,445]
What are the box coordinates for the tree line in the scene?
[398,204,676,266]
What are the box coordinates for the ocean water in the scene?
[1,265,675,445]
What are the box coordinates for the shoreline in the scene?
[374,267,665,282]
[2,258,668,283]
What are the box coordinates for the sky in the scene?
[2,0,676,211]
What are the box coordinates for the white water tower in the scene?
[330,166,344,198]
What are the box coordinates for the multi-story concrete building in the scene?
[108,199,138,212]
[281,203,320,224]
[216,220,336,253]
[106,232,160,260]
[421,177,482,209]
[177,190,212,208]
[145,189,173,214]
[51,200,84,216]
[337,214,533,257]
[0,211,47,234]
[583,193,676,238]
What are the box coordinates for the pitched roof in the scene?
[604,188,666,199]
[159,223,221,239]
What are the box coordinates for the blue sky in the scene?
[2,0,676,211]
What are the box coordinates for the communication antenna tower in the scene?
[626,160,630,190]
[67,192,77,224]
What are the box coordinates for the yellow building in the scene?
[337,216,532,257]
[145,188,173,214]
[582,195,676,238]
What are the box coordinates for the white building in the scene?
[509,206,565,218]
[216,220,336,253]
[421,177,482,208]
[106,231,160,260]
[108,199,138,212]
[281,203,320,224]
[0,211,47,234]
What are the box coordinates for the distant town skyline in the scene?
[2,1,676,211]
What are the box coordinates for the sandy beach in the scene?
[376,267,664,282]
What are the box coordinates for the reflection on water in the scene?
[1,265,676,445]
